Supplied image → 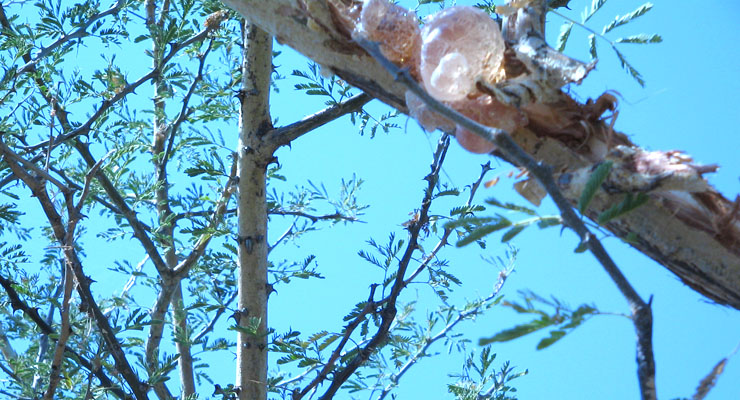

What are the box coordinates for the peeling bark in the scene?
[220,0,740,309]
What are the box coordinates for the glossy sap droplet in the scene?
[420,6,505,101]
[355,0,421,67]
[429,52,472,101]
[455,127,496,154]
[405,91,455,133]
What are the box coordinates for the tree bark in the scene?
[235,20,273,400]
[220,0,740,309]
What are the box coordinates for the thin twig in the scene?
[354,16,655,399]
[162,40,213,169]
[192,289,239,343]
[378,266,512,400]
[16,1,125,75]
[403,161,494,286]
[76,149,113,212]
[0,137,148,400]
[0,12,228,191]
[0,269,129,399]
[269,219,297,252]
[309,136,451,400]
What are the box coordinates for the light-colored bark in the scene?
[220,0,740,309]
[235,20,273,400]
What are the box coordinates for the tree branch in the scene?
[162,40,213,169]
[74,140,169,276]
[0,274,55,335]
[378,266,512,400]
[402,161,494,286]
[42,263,74,400]
[219,0,740,311]
[314,135,451,399]
[0,10,229,191]
[353,17,656,398]
[234,19,273,400]
[192,290,238,343]
[0,271,130,400]
[0,139,148,400]
[263,92,372,150]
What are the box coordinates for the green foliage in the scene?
[293,62,400,137]
[447,198,561,248]
[447,347,527,400]
[597,192,649,224]
[578,160,612,213]
[553,1,662,86]
[479,291,601,350]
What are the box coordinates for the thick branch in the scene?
[0,275,54,335]
[220,0,740,311]
[264,92,372,150]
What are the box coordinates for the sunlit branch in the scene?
[264,92,372,150]
[145,281,176,399]
[173,158,238,278]
[121,255,150,297]
[269,219,297,252]
[275,365,319,388]
[0,331,17,361]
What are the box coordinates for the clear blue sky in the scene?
[7,1,740,399]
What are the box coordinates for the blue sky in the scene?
[5,1,739,399]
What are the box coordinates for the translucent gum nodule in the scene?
[420,6,504,101]
[355,0,421,67]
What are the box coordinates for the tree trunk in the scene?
[235,20,273,400]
